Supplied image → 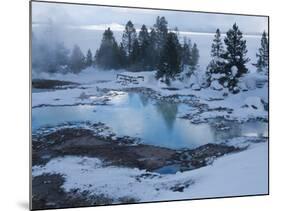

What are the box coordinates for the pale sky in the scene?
[32,1,268,35]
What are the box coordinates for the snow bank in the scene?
[240,71,268,90]
[32,86,101,107]
[32,143,268,202]
[184,143,268,198]
[244,97,264,110]
[231,66,238,76]
[33,67,123,84]
[210,80,223,91]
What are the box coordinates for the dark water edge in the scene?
[32,79,79,89]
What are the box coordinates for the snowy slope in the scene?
[32,142,268,202]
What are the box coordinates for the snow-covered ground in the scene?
[32,142,268,202]
[31,6,269,208]
[32,64,268,202]
[32,67,268,123]
[33,67,119,84]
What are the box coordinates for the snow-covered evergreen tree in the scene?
[182,37,191,66]
[138,24,151,68]
[130,39,140,65]
[147,28,158,68]
[254,31,269,74]
[122,21,137,58]
[154,16,168,50]
[208,29,225,72]
[95,28,120,69]
[117,43,127,68]
[69,45,85,74]
[223,23,250,92]
[138,25,150,47]
[85,49,93,67]
[156,32,182,85]
[206,29,225,85]
[153,16,168,68]
[190,43,200,71]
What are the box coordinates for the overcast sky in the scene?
[32,1,268,34]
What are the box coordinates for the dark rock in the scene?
[32,173,116,210]
[32,79,79,89]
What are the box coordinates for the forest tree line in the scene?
[94,16,200,83]
[32,16,200,82]
[32,16,268,92]
[205,26,268,92]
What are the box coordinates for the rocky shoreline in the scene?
[32,173,133,210]
[32,123,244,169]
[32,122,254,209]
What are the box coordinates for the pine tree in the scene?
[182,37,192,66]
[130,39,140,65]
[156,32,182,85]
[138,24,150,68]
[69,44,85,74]
[154,16,168,50]
[117,43,127,68]
[122,21,137,58]
[190,43,200,71]
[95,28,120,69]
[138,25,150,46]
[112,41,121,67]
[147,28,158,69]
[85,49,93,67]
[206,29,225,84]
[254,31,269,73]
[208,29,224,73]
[223,23,250,91]
[173,27,180,37]
[151,16,168,68]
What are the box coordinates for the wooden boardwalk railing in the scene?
[116,74,144,83]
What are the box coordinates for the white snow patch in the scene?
[231,66,238,76]
[32,143,268,201]
[210,80,223,91]
[244,97,264,110]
